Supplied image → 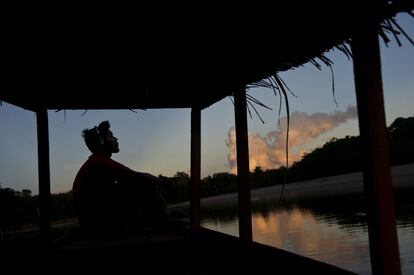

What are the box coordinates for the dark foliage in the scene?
[0,187,38,231]
[289,135,362,182]
[290,116,414,182]
[389,117,414,165]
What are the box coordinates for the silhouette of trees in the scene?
[0,186,38,231]
[289,116,414,182]
[0,186,75,232]
[289,135,362,182]
[50,192,75,220]
[201,172,237,198]
[389,117,414,165]
[159,171,191,204]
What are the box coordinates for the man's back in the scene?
[72,153,133,233]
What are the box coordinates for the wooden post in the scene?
[190,105,201,231]
[36,109,52,250]
[234,87,252,242]
[351,20,401,275]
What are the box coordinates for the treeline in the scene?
[159,166,288,204]
[0,188,37,231]
[0,187,75,232]
[1,116,413,229]
[289,116,414,181]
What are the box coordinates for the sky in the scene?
[1,14,413,195]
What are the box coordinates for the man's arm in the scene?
[103,156,166,187]
[134,171,164,186]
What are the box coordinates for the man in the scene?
[72,121,170,235]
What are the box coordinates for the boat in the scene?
[2,2,413,273]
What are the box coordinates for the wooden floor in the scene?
[0,220,358,274]
[44,222,357,274]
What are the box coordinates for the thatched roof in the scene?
[2,1,413,111]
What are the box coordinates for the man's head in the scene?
[82,121,119,154]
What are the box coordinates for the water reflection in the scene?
[252,207,371,274]
[201,189,414,275]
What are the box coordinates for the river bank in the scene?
[170,162,414,209]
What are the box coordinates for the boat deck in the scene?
[47,222,356,274]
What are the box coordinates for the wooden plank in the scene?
[36,109,52,250]
[234,88,252,242]
[351,19,401,275]
[190,105,201,231]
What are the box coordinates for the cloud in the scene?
[226,106,357,174]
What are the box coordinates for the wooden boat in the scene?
[2,1,413,274]
[52,223,355,274]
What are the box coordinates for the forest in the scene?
[1,116,413,231]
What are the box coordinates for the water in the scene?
[200,189,414,274]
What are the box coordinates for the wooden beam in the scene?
[36,109,52,250]
[234,88,252,242]
[351,20,401,275]
[1,93,229,111]
[190,105,201,231]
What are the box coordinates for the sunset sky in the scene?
[1,14,413,194]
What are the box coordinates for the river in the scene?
[191,163,414,274]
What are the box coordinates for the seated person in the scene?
[72,121,170,235]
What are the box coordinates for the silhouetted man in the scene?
[72,121,169,235]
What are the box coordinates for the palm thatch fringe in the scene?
[240,10,413,200]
